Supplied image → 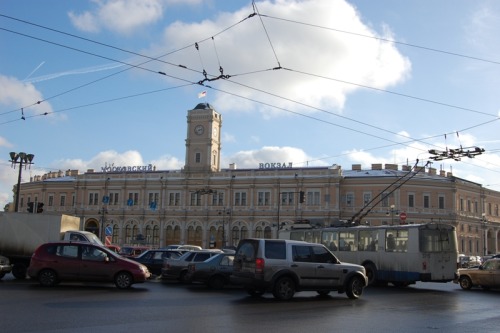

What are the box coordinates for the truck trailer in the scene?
[0,212,102,279]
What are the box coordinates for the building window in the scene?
[474,201,478,213]
[438,196,445,209]
[212,192,224,206]
[363,193,371,205]
[467,199,471,212]
[149,192,159,210]
[169,192,180,206]
[48,195,54,207]
[190,192,201,206]
[60,195,66,207]
[89,193,99,205]
[257,191,270,206]
[195,152,201,163]
[460,198,464,211]
[423,195,430,208]
[128,192,139,206]
[281,191,294,206]
[346,193,354,207]
[234,192,247,206]
[108,192,119,205]
[381,193,389,207]
[307,191,320,205]
[72,194,76,207]
[408,194,414,208]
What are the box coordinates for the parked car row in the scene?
[28,239,500,298]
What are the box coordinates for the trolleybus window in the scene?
[385,229,408,252]
[339,231,356,251]
[359,229,378,251]
[419,228,454,252]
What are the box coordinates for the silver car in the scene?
[231,238,368,300]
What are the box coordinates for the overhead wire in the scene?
[1,8,500,175]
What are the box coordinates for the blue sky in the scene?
[1,0,500,209]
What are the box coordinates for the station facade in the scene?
[11,103,500,255]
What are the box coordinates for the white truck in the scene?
[0,212,103,279]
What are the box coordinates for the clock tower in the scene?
[184,103,222,173]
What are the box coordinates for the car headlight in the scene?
[140,265,149,273]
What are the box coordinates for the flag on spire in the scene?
[198,91,207,98]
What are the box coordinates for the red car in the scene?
[27,241,151,289]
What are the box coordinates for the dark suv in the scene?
[231,239,367,300]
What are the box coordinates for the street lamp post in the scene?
[218,208,230,248]
[482,213,487,256]
[387,204,397,226]
[9,152,35,212]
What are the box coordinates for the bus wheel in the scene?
[363,263,377,286]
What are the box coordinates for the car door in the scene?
[310,245,342,288]
[79,245,116,281]
[476,260,497,287]
[290,245,318,288]
[53,244,80,280]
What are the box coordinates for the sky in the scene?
[1,0,500,209]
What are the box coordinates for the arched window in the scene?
[132,225,139,241]
[187,226,195,244]
[125,225,132,244]
[231,226,240,247]
[255,225,263,238]
[264,226,272,239]
[145,225,152,245]
[153,225,160,246]
[241,226,248,240]
[112,224,119,244]
[165,225,174,245]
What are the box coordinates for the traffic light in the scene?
[27,202,34,213]
[36,202,44,213]
[299,191,306,203]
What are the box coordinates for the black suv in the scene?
[231,239,368,300]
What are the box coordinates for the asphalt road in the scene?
[1,275,499,333]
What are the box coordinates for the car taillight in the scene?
[255,258,265,274]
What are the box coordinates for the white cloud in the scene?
[0,136,13,148]
[224,146,313,169]
[69,0,164,34]
[0,75,54,118]
[151,0,411,118]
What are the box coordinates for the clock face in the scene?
[194,125,204,135]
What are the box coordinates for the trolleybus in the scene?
[279,222,458,286]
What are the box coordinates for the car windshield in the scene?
[87,233,104,246]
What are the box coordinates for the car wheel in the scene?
[317,290,330,296]
[246,288,265,297]
[115,272,133,289]
[12,264,27,280]
[459,276,473,290]
[346,275,365,299]
[363,263,377,286]
[208,276,225,290]
[38,269,58,287]
[273,276,295,300]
